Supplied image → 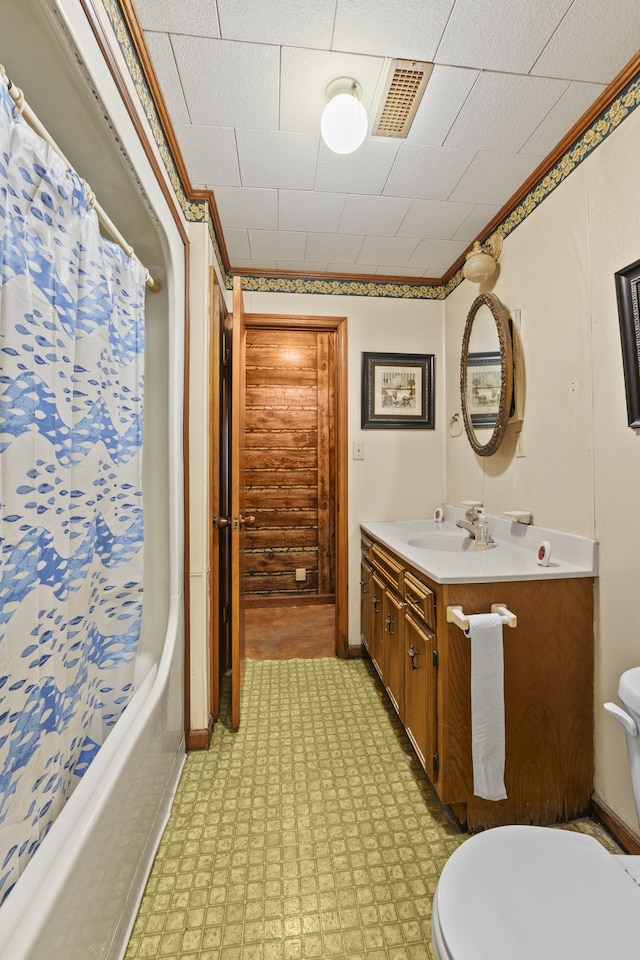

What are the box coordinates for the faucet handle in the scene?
[461,499,483,522]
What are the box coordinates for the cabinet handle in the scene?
[406,592,419,605]
[386,613,394,635]
[373,595,380,612]
[407,645,418,669]
[360,579,368,593]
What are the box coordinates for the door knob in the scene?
[240,515,256,528]
[213,515,229,529]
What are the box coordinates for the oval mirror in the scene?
[460,293,513,456]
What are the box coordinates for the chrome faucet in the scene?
[456,517,477,537]
[456,505,493,541]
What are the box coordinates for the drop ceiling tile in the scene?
[278,190,346,232]
[135,0,220,36]
[277,261,329,272]
[173,124,240,187]
[404,238,469,273]
[339,195,411,236]
[407,65,479,147]
[449,151,544,205]
[332,0,455,60]
[237,130,319,190]
[305,233,365,262]
[280,47,385,135]
[315,140,400,195]
[249,230,307,261]
[452,204,502,243]
[397,198,475,240]
[521,80,606,156]
[327,262,379,274]
[383,143,475,201]
[444,72,570,153]
[224,228,250,260]
[231,258,278,270]
[357,236,420,267]
[435,0,573,73]
[142,32,191,124]
[171,36,280,129]
[217,0,336,48]
[214,185,278,230]
[376,265,429,277]
[531,0,640,83]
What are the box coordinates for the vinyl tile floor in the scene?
[124,658,620,960]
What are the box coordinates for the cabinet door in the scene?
[360,558,372,653]
[404,611,437,781]
[384,589,405,720]
[370,571,386,681]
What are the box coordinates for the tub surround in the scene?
[361,504,598,584]
[361,514,595,831]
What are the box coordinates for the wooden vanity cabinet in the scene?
[384,588,405,719]
[360,537,372,655]
[360,528,595,832]
[404,611,437,782]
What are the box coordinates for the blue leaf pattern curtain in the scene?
[0,82,146,904]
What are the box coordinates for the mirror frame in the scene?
[460,292,513,457]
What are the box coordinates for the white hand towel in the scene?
[465,613,507,801]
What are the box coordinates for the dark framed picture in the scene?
[465,351,501,428]
[615,257,640,428]
[361,352,434,429]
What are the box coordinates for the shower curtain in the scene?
[0,82,146,904]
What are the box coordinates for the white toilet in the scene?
[431,667,640,959]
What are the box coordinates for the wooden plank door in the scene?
[230,277,247,729]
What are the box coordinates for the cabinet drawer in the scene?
[403,571,436,630]
[361,534,373,560]
[371,543,404,593]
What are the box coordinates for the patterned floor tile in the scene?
[125,657,618,959]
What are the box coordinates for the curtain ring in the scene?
[9,83,25,115]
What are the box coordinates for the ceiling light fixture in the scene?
[320,78,368,155]
[462,233,503,283]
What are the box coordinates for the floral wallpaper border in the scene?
[104,0,640,300]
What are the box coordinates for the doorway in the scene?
[243,313,348,660]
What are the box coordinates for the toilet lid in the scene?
[619,666,640,714]
[435,826,640,960]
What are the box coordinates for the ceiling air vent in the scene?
[371,59,433,139]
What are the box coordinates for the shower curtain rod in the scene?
[0,66,160,292]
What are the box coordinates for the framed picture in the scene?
[615,257,640,428]
[361,352,434,429]
[465,351,502,428]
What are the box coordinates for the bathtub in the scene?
[0,602,185,960]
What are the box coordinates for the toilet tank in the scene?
[618,667,640,827]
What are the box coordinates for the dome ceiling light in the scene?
[320,78,368,155]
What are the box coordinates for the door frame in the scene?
[245,313,349,658]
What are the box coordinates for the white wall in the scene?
[444,104,640,835]
[240,290,445,647]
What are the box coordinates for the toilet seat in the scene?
[433,825,640,960]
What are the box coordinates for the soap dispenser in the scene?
[474,514,489,550]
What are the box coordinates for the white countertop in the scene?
[361,508,598,584]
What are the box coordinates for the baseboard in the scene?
[591,792,640,853]
[244,594,335,609]
[348,643,363,658]
[186,716,214,751]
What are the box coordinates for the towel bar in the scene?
[446,603,517,631]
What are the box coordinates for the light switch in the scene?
[353,442,365,460]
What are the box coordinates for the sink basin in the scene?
[408,535,496,552]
